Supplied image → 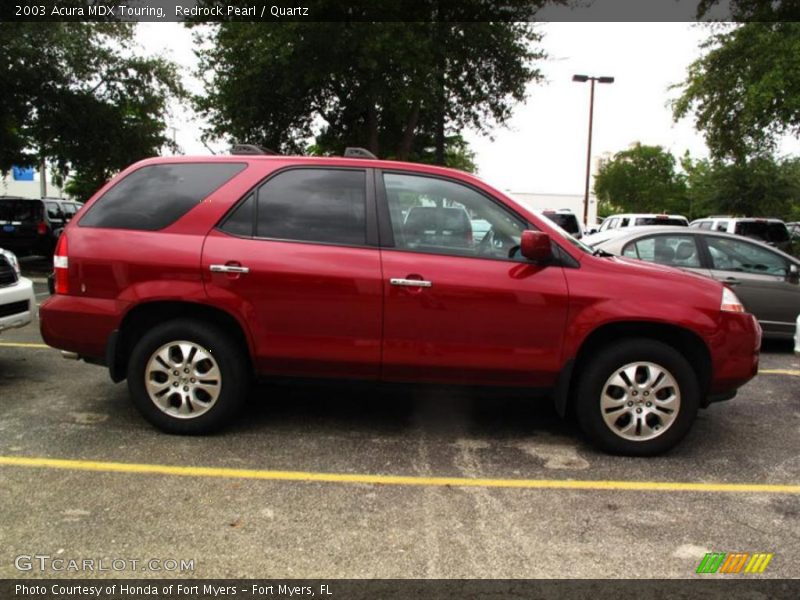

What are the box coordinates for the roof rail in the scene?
[230,144,280,156]
[344,147,377,159]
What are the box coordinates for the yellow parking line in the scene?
[759,369,800,377]
[0,342,49,349]
[0,456,798,494]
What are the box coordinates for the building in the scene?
[1,165,65,199]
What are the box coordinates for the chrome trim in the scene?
[210,264,250,274]
[390,278,432,288]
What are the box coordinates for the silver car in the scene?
[591,226,800,340]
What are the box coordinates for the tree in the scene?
[192,5,547,167]
[0,23,183,200]
[593,144,689,216]
[672,22,800,161]
[696,0,800,21]
[683,154,800,220]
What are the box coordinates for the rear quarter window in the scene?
[79,163,246,231]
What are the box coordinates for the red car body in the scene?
[39,155,761,451]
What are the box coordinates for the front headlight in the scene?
[1,248,20,277]
[721,286,745,313]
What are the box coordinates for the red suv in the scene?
[39,152,761,455]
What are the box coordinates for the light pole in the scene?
[573,74,614,230]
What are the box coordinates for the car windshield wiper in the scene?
[592,248,615,257]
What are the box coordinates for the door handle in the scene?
[390,278,432,288]
[724,277,741,286]
[210,264,250,274]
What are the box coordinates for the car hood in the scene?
[573,251,725,315]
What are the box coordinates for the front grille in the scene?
[0,255,17,287]
[0,299,29,318]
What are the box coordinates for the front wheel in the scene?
[127,319,249,434]
[575,339,700,456]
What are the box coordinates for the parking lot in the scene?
[1,275,798,579]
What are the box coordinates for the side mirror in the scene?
[788,264,799,284]
[520,230,553,263]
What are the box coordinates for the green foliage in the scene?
[593,144,689,216]
[0,23,184,200]
[682,154,800,220]
[672,22,800,161]
[192,10,545,169]
[696,0,800,21]
[596,142,800,222]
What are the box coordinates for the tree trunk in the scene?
[434,30,446,166]
[366,104,379,157]
[397,101,420,161]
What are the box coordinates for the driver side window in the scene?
[383,173,526,260]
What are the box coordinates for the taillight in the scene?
[37,221,48,235]
[54,234,69,295]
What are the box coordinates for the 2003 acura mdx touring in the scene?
[39,150,761,455]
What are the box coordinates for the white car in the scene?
[0,247,36,334]
[598,213,689,232]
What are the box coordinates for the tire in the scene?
[575,339,699,456]
[127,319,249,434]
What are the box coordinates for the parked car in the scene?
[689,217,791,253]
[592,226,800,340]
[0,247,36,334]
[39,152,761,456]
[540,209,583,239]
[598,213,688,233]
[0,196,82,257]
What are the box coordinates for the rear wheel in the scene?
[127,319,248,434]
[575,339,699,456]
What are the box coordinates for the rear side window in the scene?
[45,202,64,221]
[767,222,790,243]
[255,169,366,246]
[633,217,688,226]
[0,200,42,223]
[80,163,246,231]
[734,221,789,243]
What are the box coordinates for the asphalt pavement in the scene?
[0,278,798,579]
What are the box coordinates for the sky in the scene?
[134,22,764,196]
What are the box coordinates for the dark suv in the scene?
[541,210,583,239]
[39,152,761,455]
[0,196,82,257]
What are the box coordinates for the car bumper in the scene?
[795,313,800,355]
[0,277,36,333]
[39,294,123,359]
[708,311,761,397]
